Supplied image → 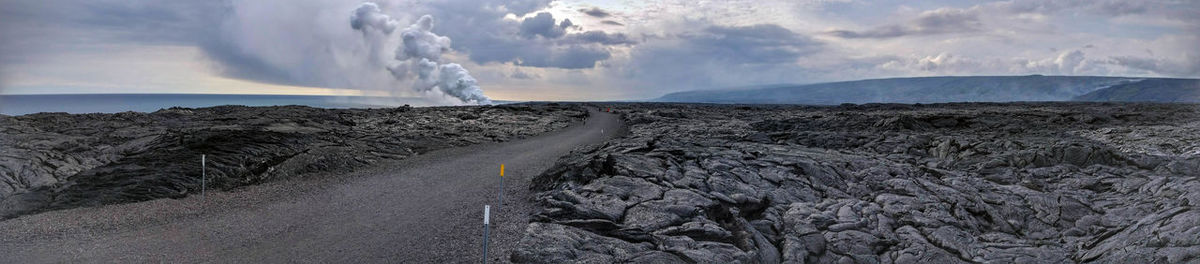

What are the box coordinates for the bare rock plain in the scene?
[516,102,1200,263]
[3,102,1199,263]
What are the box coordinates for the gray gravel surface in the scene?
[0,108,623,263]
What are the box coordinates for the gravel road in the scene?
[0,108,623,263]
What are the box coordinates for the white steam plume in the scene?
[439,63,490,104]
[350,3,399,34]
[398,15,450,62]
[350,2,491,104]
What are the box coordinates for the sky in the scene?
[0,0,1197,103]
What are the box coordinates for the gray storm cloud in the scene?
[520,12,571,39]
[828,8,983,39]
[351,3,490,104]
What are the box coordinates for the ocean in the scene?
[0,94,495,116]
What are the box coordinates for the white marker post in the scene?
[201,154,207,199]
[497,165,505,211]
[482,205,491,264]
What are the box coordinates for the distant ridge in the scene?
[654,75,1200,104]
[1073,78,1200,103]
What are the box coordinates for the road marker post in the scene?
[482,205,491,264]
[498,164,505,210]
[201,154,206,199]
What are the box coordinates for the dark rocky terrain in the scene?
[515,103,1200,263]
[0,104,584,219]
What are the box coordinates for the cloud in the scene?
[71,1,225,43]
[3,0,1198,100]
[696,24,821,64]
[498,0,554,16]
[622,23,824,92]
[0,0,224,59]
[199,39,306,87]
[1013,50,1091,75]
[561,31,637,45]
[992,0,1149,16]
[516,45,611,69]
[578,7,611,18]
[519,12,571,39]
[829,8,983,39]
[198,0,381,89]
[433,10,623,70]
[1104,54,1200,76]
[1090,1,1149,16]
[874,50,1113,76]
[455,34,615,69]
[878,52,984,74]
[1055,50,1086,73]
[510,68,540,79]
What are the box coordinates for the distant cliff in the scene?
[655,75,1200,104]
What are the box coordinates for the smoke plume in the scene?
[351,2,491,104]
[350,3,398,34]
